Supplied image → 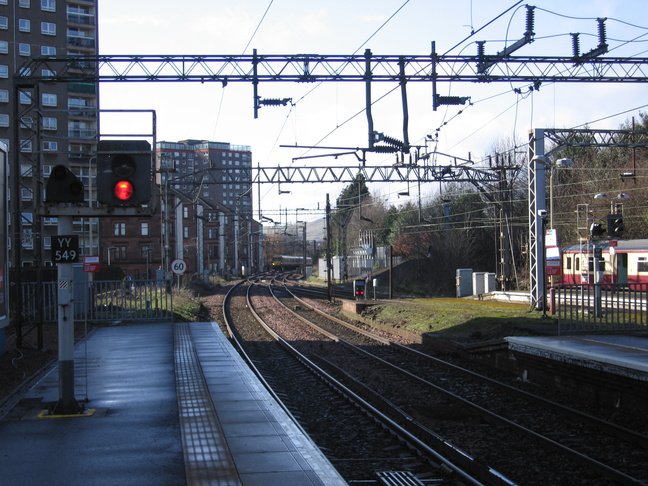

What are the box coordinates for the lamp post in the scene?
[549,158,574,230]
[107,246,117,266]
[143,247,153,280]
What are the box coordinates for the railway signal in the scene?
[590,222,606,237]
[607,214,624,237]
[97,140,152,206]
[45,165,84,203]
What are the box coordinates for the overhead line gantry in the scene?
[12,34,648,304]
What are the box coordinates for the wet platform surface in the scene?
[0,322,347,486]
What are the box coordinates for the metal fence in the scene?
[21,279,173,324]
[554,283,648,333]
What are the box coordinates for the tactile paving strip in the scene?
[174,322,241,486]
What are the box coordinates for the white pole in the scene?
[53,215,81,414]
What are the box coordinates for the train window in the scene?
[638,257,648,273]
[575,257,580,271]
[565,256,572,270]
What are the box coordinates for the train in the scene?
[270,255,309,271]
[560,239,648,286]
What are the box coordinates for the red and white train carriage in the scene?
[561,239,648,286]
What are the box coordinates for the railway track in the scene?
[264,278,648,486]
[219,280,496,486]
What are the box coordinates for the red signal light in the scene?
[114,180,134,201]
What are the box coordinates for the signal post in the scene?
[43,141,154,415]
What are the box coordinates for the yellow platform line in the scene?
[38,409,96,419]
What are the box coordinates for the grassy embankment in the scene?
[345,298,553,342]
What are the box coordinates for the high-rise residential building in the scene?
[156,139,260,276]
[0,0,98,269]
[158,139,254,219]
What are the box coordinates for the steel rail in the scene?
[287,282,648,448]
[278,281,648,485]
[250,279,493,486]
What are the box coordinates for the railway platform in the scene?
[0,322,347,486]
[506,334,648,380]
[505,334,648,411]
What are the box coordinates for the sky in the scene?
[97,1,648,225]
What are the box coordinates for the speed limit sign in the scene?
[171,259,187,275]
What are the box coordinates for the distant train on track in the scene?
[270,255,310,271]
[561,239,648,286]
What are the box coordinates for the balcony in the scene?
[67,14,95,26]
[67,36,96,49]
[68,128,97,140]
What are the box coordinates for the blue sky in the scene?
[97,1,648,222]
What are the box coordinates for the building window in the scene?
[141,246,152,259]
[41,22,56,36]
[141,222,149,236]
[41,45,55,55]
[183,207,188,218]
[0,41,7,54]
[42,117,57,130]
[183,226,189,238]
[19,19,31,32]
[0,18,7,30]
[21,188,33,200]
[19,140,32,153]
[113,222,126,236]
[0,114,8,127]
[42,69,55,77]
[42,93,57,106]
[41,0,55,11]
[0,90,8,103]
[19,91,32,104]
[0,65,8,78]
[19,44,31,56]
[20,117,34,129]
[22,167,34,179]
[43,141,58,151]
[19,0,30,7]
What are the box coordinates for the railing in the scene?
[21,279,173,324]
[554,283,648,333]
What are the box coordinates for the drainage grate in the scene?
[376,470,426,486]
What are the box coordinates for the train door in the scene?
[616,252,628,284]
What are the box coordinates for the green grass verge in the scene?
[356,298,554,341]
